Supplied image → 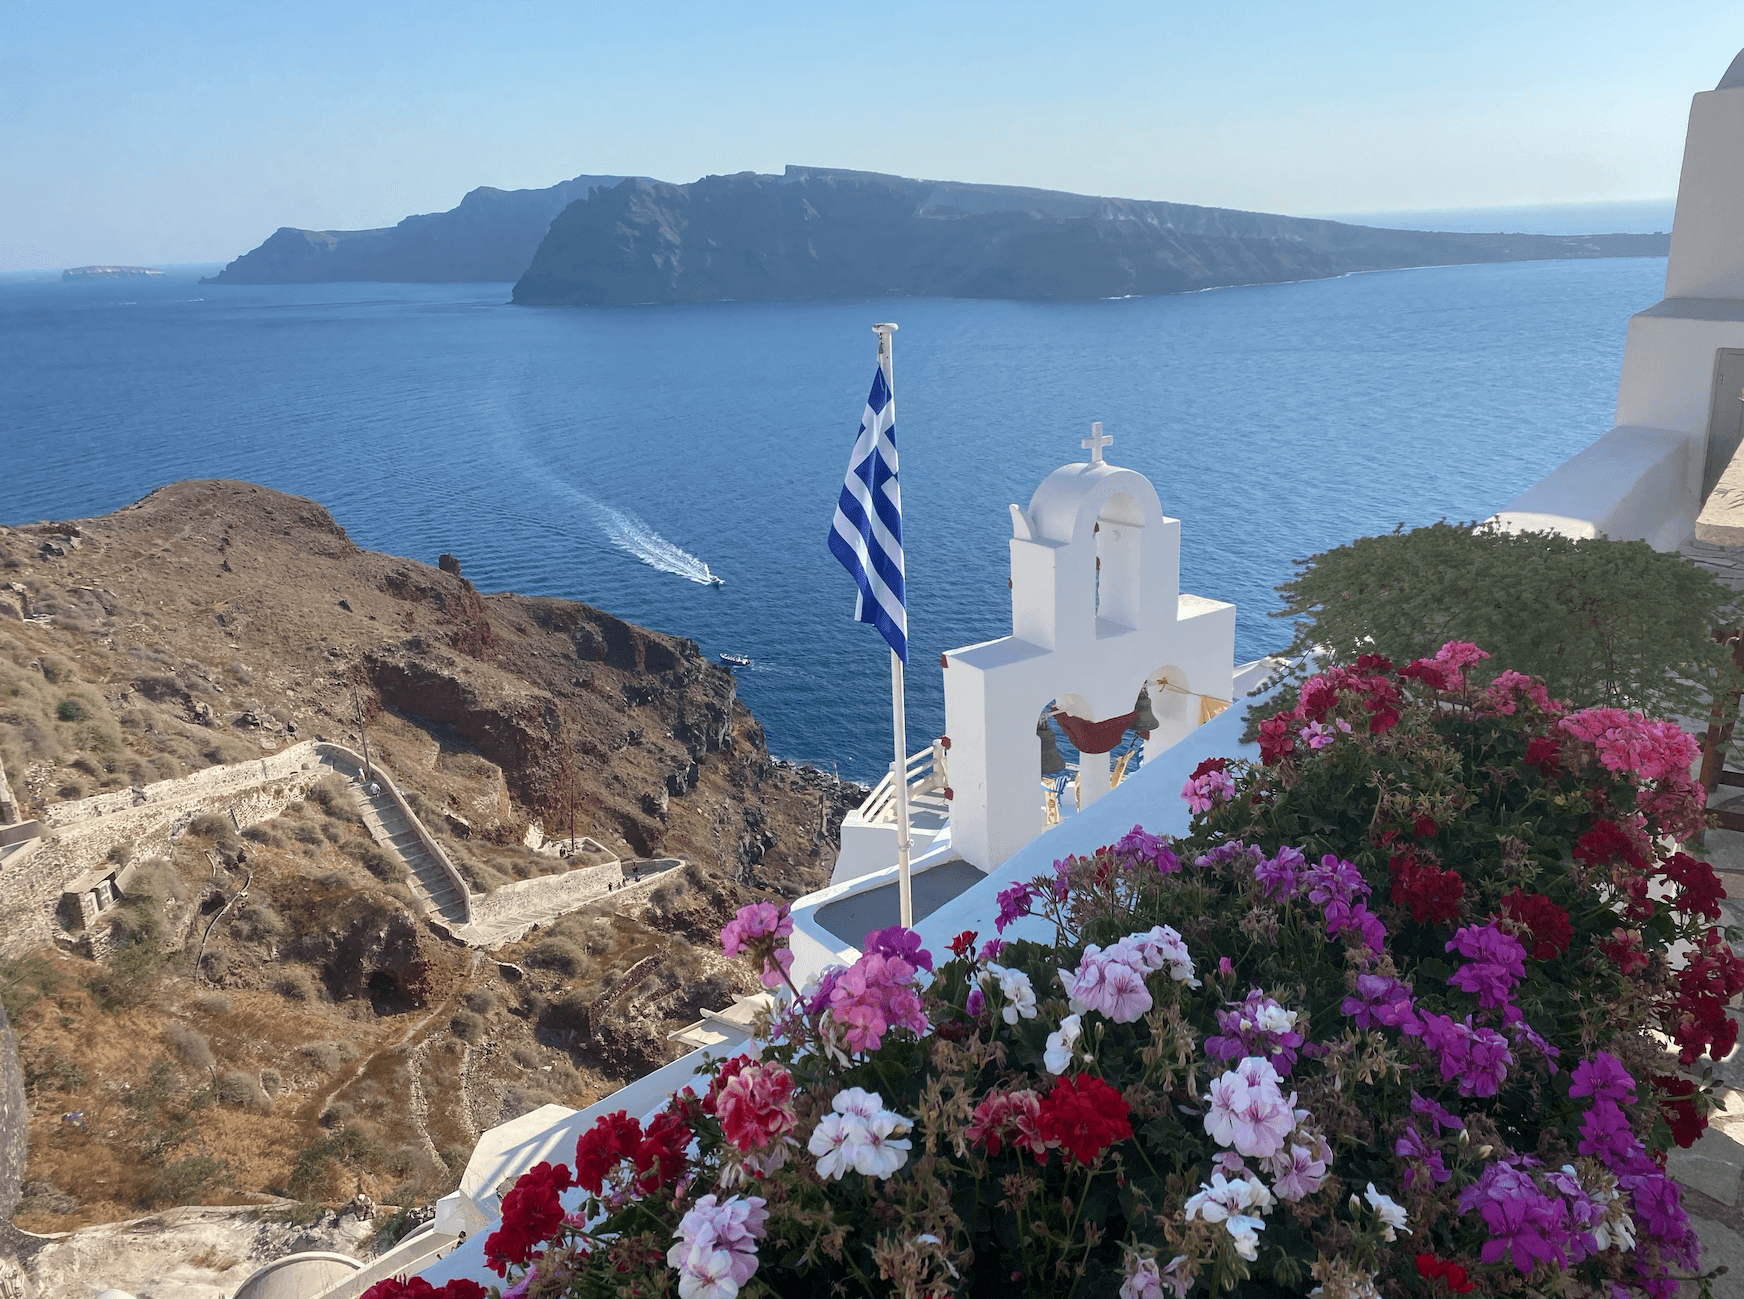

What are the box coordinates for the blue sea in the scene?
[0,256,1668,781]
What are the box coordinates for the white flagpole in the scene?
[874,321,913,929]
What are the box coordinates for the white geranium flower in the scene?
[831,1087,883,1119]
[848,1109,912,1179]
[1224,1214,1264,1262]
[808,1111,863,1181]
[1364,1182,1410,1240]
[985,963,1038,1023]
[1044,1014,1083,1075]
[1253,1002,1298,1034]
[671,1234,736,1299]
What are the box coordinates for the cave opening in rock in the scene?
[366,969,411,1016]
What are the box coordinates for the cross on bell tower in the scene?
[1080,421,1113,465]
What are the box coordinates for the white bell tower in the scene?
[940,427,1235,869]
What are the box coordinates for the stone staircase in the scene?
[350,781,470,927]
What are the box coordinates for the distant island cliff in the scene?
[203,164,1670,300]
[63,265,163,279]
[200,174,635,284]
[511,167,1671,306]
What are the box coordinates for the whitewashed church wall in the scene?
[1665,84,1744,301]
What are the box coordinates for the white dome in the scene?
[231,1253,363,1299]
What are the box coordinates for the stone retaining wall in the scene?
[0,744,335,959]
[0,1002,25,1225]
[38,742,328,829]
[466,861,625,931]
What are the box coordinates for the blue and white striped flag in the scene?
[828,365,906,663]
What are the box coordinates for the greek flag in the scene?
[828,365,906,662]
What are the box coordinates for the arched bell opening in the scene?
[1139,664,1231,762]
[1036,684,1153,822]
[1094,491,1145,632]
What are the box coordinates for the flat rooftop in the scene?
[813,858,987,949]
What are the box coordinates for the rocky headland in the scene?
[0,481,862,1263]
[204,166,1669,301]
[201,175,636,284]
[511,166,1671,305]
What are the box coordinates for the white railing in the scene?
[854,740,949,825]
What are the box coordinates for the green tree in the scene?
[1260,522,1739,723]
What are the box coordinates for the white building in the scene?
[833,425,1242,883]
[1495,49,1744,548]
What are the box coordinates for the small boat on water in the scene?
[719,652,752,668]
[707,574,724,587]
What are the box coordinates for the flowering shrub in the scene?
[477,644,1735,1298]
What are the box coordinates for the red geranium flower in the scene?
[483,1160,573,1276]
[1398,659,1456,692]
[1600,927,1649,976]
[362,1280,486,1299]
[1388,850,1464,925]
[634,1101,693,1191]
[1257,714,1295,766]
[574,1111,644,1193]
[1355,652,1394,673]
[1659,852,1727,922]
[1414,1254,1474,1293]
[701,1054,752,1117]
[1189,756,1228,780]
[1668,931,1744,1064]
[948,929,978,958]
[1653,1074,1707,1147]
[1500,889,1573,960]
[1574,820,1646,871]
[1524,735,1561,775]
[1412,815,1438,840]
[1036,1073,1131,1165]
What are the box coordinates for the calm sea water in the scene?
[0,257,1668,780]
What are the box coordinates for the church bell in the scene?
[1132,685,1161,734]
[1037,719,1067,776]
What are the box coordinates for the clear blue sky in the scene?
[1,0,1738,270]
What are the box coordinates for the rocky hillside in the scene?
[0,481,862,1238]
[202,175,637,284]
[512,165,1670,305]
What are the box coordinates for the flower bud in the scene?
[1349,1194,1362,1214]
[1478,1144,1494,1158]
[1458,1130,1469,1146]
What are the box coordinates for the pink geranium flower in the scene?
[715,1061,797,1154]
[1203,1056,1298,1159]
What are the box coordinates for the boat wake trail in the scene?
[537,471,719,584]
[595,500,719,585]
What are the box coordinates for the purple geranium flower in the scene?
[1341,973,1414,1030]
[1252,845,1304,899]
[1409,1091,1463,1132]
[1577,1100,1638,1164]
[1204,987,1305,1073]
[862,924,934,972]
[1444,921,1527,1011]
[1568,1051,1636,1106]
[994,882,1036,933]
[1114,825,1181,875]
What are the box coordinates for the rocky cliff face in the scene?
[202,175,635,284]
[0,482,865,1241]
[0,480,849,890]
[511,165,1670,305]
